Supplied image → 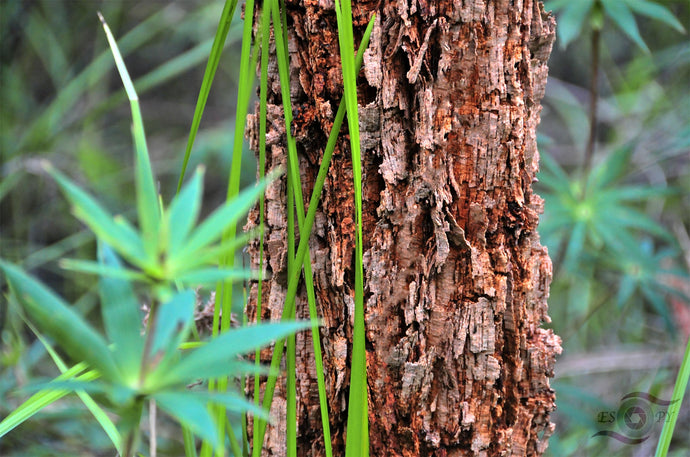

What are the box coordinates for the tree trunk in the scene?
[245,0,561,455]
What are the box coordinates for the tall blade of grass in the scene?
[98,12,161,262]
[177,0,240,192]
[654,335,690,457]
[333,1,369,454]
[252,13,375,455]
[286,125,298,457]
[205,0,261,454]
[253,0,272,451]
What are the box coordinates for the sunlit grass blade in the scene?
[0,260,121,382]
[15,320,120,453]
[0,354,95,438]
[98,242,144,378]
[178,0,240,191]
[98,12,161,259]
[252,16,375,455]
[654,335,690,457]
[332,0,369,454]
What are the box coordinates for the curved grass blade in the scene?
[98,12,161,259]
[168,167,205,258]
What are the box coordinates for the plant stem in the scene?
[583,27,600,178]
[150,399,157,457]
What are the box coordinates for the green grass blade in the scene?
[98,12,161,260]
[98,243,145,378]
[332,1,369,454]
[0,364,99,438]
[252,16,375,454]
[654,335,690,457]
[0,260,121,382]
[175,268,257,286]
[178,0,241,191]
[601,0,649,53]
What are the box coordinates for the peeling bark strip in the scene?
[244,1,561,455]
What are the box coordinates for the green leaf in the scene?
[601,0,650,53]
[164,322,311,386]
[174,177,273,261]
[46,165,147,265]
[586,145,632,191]
[154,392,221,450]
[98,243,145,382]
[557,0,595,48]
[150,290,195,359]
[0,260,122,382]
[623,0,686,33]
[175,267,258,286]
[172,230,256,272]
[168,167,205,258]
[59,258,149,282]
[562,221,587,272]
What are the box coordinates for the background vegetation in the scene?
[1,0,688,456]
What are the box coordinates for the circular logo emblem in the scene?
[616,398,654,439]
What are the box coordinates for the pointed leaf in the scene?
[175,267,259,286]
[623,0,685,33]
[46,165,147,265]
[98,242,144,378]
[0,260,122,382]
[170,230,256,273]
[557,0,594,48]
[177,176,273,259]
[562,221,587,273]
[168,167,205,258]
[586,145,633,191]
[165,322,311,385]
[601,0,649,52]
[154,392,221,449]
[150,290,195,358]
[60,258,148,282]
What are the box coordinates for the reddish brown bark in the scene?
[245,0,561,455]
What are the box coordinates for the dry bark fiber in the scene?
[245,0,561,455]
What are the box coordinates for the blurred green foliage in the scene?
[541,0,690,456]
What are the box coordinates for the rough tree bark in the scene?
[245,0,561,455]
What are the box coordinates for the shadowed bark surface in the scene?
[245,0,561,455]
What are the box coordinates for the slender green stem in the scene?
[654,335,690,457]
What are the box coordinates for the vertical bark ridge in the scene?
[245,1,561,455]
